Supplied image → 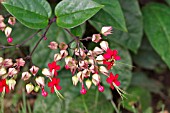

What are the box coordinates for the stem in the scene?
[29,16,56,57]
[111,100,119,113]
[16,29,42,48]
[82,95,89,113]
[94,89,99,107]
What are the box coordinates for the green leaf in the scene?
[2,0,52,29]
[131,72,163,94]
[109,42,132,90]
[165,0,170,6]
[68,89,114,113]
[132,38,166,70]
[143,3,170,69]
[55,0,103,28]
[70,23,86,37]
[90,0,127,31]
[123,87,151,112]
[89,0,143,53]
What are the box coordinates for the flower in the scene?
[26,83,34,94]
[15,58,25,67]
[106,72,120,89]
[101,26,112,36]
[103,49,121,70]
[92,34,102,43]
[48,61,60,76]
[0,79,10,93]
[48,78,62,93]
[48,41,58,50]
[5,26,12,37]
[8,17,16,26]
[30,65,39,76]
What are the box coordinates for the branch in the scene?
[28,16,56,58]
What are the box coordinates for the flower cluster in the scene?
[0,15,16,43]
[0,26,122,98]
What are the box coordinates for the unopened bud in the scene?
[22,72,31,81]
[8,17,16,25]
[3,59,13,67]
[96,55,104,64]
[0,22,6,31]
[48,41,58,50]
[93,47,103,55]
[35,76,45,87]
[16,58,25,67]
[8,79,16,90]
[0,68,6,76]
[0,15,4,22]
[5,26,12,37]
[101,26,112,36]
[26,83,34,94]
[54,53,62,61]
[72,75,78,86]
[7,37,13,43]
[8,68,18,77]
[85,79,92,89]
[92,74,100,86]
[100,41,109,51]
[60,50,68,58]
[92,34,102,43]
[30,65,39,76]
[42,68,51,77]
[34,86,40,92]
[59,42,68,50]
[99,66,108,75]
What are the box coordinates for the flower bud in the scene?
[35,76,45,87]
[0,57,3,66]
[96,55,104,64]
[59,42,68,50]
[48,41,58,50]
[100,41,109,51]
[0,68,6,76]
[99,66,108,75]
[7,37,13,43]
[92,34,102,43]
[16,58,25,67]
[60,50,68,58]
[8,17,16,25]
[77,71,84,82]
[30,65,39,76]
[101,26,112,36]
[54,53,62,61]
[42,68,51,77]
[93,47,103,55]
[0,22,6,31]
[85,79,92,89]
[8,79,16,90]
[8,68,18,77]
[72,75,78,86]
[92,74,100,86]
[0,15,4,22]
[34,86,40,92]
[22,72,31,81]
[5,26,12,37]
[26,83,34,94]
[3,59,13,67]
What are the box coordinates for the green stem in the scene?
[1,91,5,113]
[94,89,99,106]
[82,95,89,113]
[111,100,119,113]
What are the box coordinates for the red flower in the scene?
[48,61,60,76]
[103,49,120,70]
[48,78,62,93]
[106,72,120,89]
[0,79,10,93]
